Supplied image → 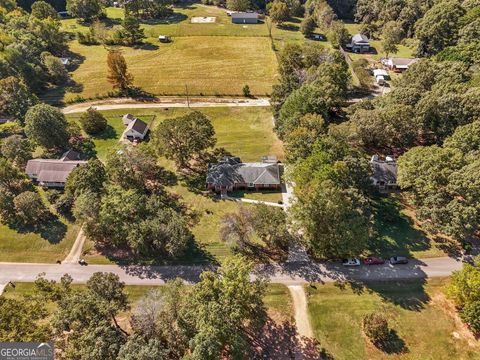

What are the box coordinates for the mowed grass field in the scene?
[307,278,480,360]
[60,36,278,102]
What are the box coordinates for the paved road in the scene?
[62,97,271,114]
[0,257,463,286]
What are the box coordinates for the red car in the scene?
[363,257,385,265]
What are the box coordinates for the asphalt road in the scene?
[0,257,463,286]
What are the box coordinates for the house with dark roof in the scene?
[26,152,86,188]
[231,12,259,24]
[206,156,281,193]
[370,155,398,192]
[346,34,371,53]
[121,114,149,141]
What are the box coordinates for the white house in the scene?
[122,115,149,141]
[346,34,370,53]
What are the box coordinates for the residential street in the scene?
[0,257,463,286]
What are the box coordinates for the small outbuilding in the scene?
[158,35,171,43]
[231,12,259,24]
[373,69,389,85]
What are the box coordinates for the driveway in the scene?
[0,257,463,286]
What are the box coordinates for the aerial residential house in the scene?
[346,34,371,53]
[26,151,86,188]
[370,155,398,192]
[206,156,281,193]
[60,57,71,66]
[121,114,149,142]
[231,12,259,24]
[381,57,419,72]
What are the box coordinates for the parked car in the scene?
[78,259,88,266]
[364,256,385,265]
[342,258,361,266]
[390,256,408,265]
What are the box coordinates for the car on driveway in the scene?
[342,258,361,266]
[390,256,408,265]
[364,256,385,265]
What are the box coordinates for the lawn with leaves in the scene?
[307,278,480,360]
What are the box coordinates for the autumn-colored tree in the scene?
[106,50,133,94]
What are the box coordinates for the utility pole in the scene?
[185,84,190,108]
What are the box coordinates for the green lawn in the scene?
[0,223,79,263]
[369,196,461,259]
[307,278,480,360]
[66,106,283,162]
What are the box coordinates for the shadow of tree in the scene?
[376,329,408,354]
[11,214,67,244]
[278,23,299,32]
[369,196,431,257]
[94,124,117,140]
[252,319,333,359]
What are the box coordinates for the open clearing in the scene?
[307,278,479,360]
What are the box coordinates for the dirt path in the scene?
[63,227,86,264]
[62,97,270,114]
[288,285,313,339]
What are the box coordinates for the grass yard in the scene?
[66,106,283,162]
[369,196,461,259]
[307,278,480,360]
[0,222,79,263]
[229,189,283,203]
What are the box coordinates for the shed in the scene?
[158,35,171,43]
[231,12,259,24]
[122,118,149,141]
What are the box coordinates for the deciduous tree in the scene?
[107,50,134,94]
[24,104,70,149]
[79,107,108,135]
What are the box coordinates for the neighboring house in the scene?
[373,69,389,85]
[231,12,259,24]
[60,57,71,66]
[381,57,419,72]
[370,155,398,192]
[26,152,86,188]
[206,156,281,193]
[346,34,370,53]
[122,115,149,141]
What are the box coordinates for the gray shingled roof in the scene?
[26,159,87,183]
[126,118,148,134]
[206,157,280,187]
[371,161,397,183]
[232,12,258,19]
[352,34,369,44]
